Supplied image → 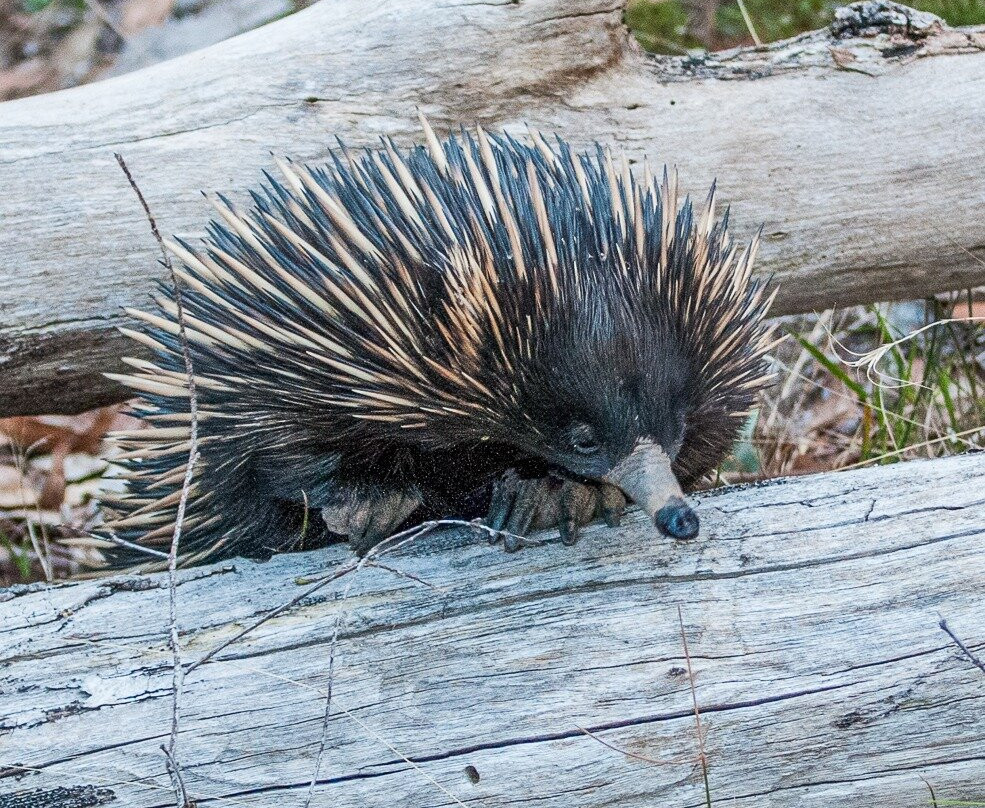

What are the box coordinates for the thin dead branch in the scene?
[735,0,762,45]
[678,605,712,808]
[365,560,443,590]
[116,152,199,808]
[939,618,985,675]
[303,613,341,808]
[575,725,695,767]
[302,541,446,805]
[10,442,53,582]
[161,744,191,808]
[94,530,170,559]
[187,519,521,674]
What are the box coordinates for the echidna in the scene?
[99,119,775,568]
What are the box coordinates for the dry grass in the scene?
[718,296,985,484]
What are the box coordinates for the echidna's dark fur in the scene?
[100,121,775,568]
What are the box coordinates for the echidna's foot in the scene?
[320,486,422,557]
[598,482,628,529]
[539,478,626,546]
[485,470,542,551]
[485,471,626,550]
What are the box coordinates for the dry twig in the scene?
[575,725,695,766]
[939,618,985,675]
[186,555,361,675]
[365,560,443,590]
[10,441,53,581]
[303,613,341,807]
[301,542,445,804]
[734,0,762,45]
[678,605,712,808]
[95,530,170,559]
[116,152,199,808]
[187,518,520,673]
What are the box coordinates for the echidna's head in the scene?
[474,197,772,539]
[391,132,778,540]
[509,298,703,537]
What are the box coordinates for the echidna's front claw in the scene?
[557,479,594,546]
[321,485,422,556]
[484,469,541,550]
[485,472,626,550]
[485,469,517,531]
[600,483,627,528]
[558,515,579,546]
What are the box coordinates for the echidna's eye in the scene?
[570,423,600,455]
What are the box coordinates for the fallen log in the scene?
[2,0,985,415]
[1,452,983,806]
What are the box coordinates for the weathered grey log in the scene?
[2,0,985,416]
[1,453,983,807]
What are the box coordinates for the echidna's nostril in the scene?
[654,497,699,540]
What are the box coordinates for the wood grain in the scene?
[1,452,983,806]
[1,1,985,415]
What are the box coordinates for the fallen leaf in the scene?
[0,405,138,509]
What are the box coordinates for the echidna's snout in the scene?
[603,440,699,541]
[655,496,699,540]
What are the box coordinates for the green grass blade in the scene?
[791,333,868,400]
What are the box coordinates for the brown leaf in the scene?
[0,404,139,509]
